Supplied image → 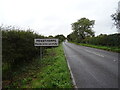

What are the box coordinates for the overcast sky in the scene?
[0,0,119,36]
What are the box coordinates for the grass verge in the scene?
[30,44,73,88]
[70,42,120,53]
[3,44,73,88]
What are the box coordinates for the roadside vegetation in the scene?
[67,17,120,53]
[2,5,120,88]
[3,44,72,88]
[2,25,72,88]
[70,41,120,53]
[30,45,72,88]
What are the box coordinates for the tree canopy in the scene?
[55,34,66,43]
[111,12,120,31]
[70,18,95,42]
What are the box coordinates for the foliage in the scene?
[55,34,66,43]
[2,28,45,80]
[68,33,120,52]
[2,25,66,82]
[31,44,72,88]
[67,32,78,42]
[111,11,120,32]
[67,18,120,49]
[81,33,120,47]
[3,44,73,88]
[70,42,120,53]
[71,17,95,42]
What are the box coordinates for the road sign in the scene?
[34,39,59,46]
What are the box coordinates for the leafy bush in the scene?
[2,26,66,80]
[82,34,120,47]
[2,28,45,80]
[68,33,120,48]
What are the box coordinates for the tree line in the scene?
[1,25,66,80]
[67,17,95,43]
[67,17,120,47]
[67,3,120,46]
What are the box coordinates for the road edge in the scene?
[62,42,78,88]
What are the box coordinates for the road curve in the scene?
[63,42,118,88]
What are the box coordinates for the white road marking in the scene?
[85,49,104,57]
[63,43,78,88]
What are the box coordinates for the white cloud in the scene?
[0,0,119,36]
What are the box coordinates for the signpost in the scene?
[34,39,59,59]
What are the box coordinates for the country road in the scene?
[63,42,119,88]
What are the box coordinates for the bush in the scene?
[2,29,45,80]
[2,26,66,80]
[82,34,120,47]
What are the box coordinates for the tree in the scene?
[67,31,79,42]
[71,18,95,42]
[111,12,120,32]
[48,35,54,38]
[55,34,66,43]
[111,1,120,32]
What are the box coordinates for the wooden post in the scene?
[40,46,42,59]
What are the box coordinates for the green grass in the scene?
[70,42,120,53]
[30,45,73,88]
[3,44,73,88]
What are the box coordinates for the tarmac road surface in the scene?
[63,42,118,88]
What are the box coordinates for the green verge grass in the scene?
[4,44,73,88]
[70,42,120,53]
[30,44,73,88]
